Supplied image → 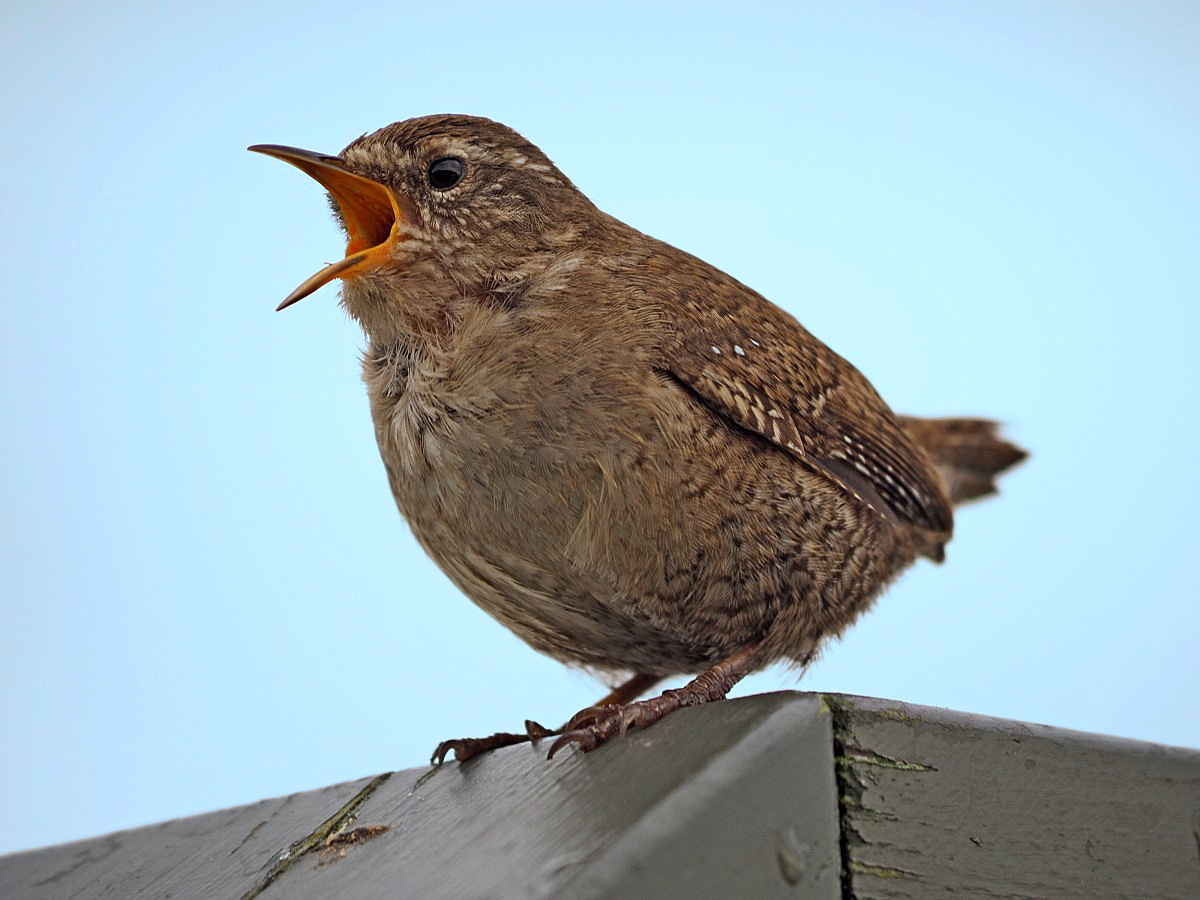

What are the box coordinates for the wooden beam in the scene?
[1,693,1197,898]
[828,694,1200,898]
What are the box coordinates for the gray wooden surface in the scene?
[829,695,1200,899]
[0,693,840,900]
[2,692,1197,899]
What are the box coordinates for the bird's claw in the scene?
[547,727,601,758]
[564,704,615,731]
[431,738,470,766]
[431,725,556,765]
[547,687,708,758]
[546,700,660,758]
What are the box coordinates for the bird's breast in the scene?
[360,329,691,667]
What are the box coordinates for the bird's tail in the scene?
[899,416,1027,506]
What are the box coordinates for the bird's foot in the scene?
[431,719,557,765]
[549,652,753,758]
[429,672,664,765]
[547,642,766,758]
[547,691,686,758]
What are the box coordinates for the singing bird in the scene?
[250,115,1024,761]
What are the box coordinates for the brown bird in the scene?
[250,115,1025,762]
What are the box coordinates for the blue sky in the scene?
[2,2,1197,854]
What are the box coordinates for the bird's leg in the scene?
[586,671,667,708]
[547,641,767,759]
[430,672,663,765]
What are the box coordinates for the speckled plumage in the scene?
[255,115,1025,757]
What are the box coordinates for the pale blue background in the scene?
[2,2,1197,855]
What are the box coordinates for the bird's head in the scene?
[251,115,594,339]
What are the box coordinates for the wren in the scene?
[250,115,1025,761]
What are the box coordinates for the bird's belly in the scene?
[371,377,913,673]
[370,386,706,671]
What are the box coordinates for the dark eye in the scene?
[428,157,465,190]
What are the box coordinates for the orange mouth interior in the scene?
[248,144,409,309]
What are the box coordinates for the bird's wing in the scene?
[660,271,953,535]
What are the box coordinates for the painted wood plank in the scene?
[5,692,1197,899]
[256,691,840,899]
[829,694,1200,899]
[0,775,382,900]
[0,693,841,900]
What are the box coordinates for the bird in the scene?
[249,115,1025,763]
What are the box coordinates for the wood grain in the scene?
[3,693,1197,899]
[829,694,1200,899]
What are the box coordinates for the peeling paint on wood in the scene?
[827,694,1200,899]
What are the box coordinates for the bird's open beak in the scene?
[249,144,413,311]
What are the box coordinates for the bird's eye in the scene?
[428,157,465,190]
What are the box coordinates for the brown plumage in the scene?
[250,115,1025,760]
